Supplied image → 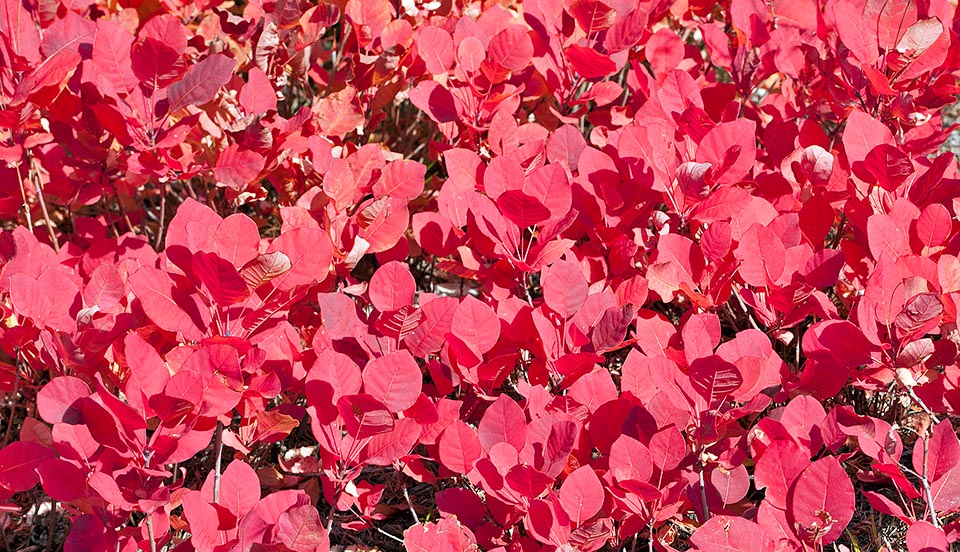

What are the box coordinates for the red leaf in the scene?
[0,441,54,492]
[409,81,458,123]
[787,456,855,545]
[907,520,949,552]
[689,356,743,403]
[240,252,292,290]
[735,223,786,287]
[10,267,80,333]
[690,516,776,552]
[478,395,526,453]
[696,119,757,185]
[568,0,617,33]
[369,261,416,312]
[438,420,481,474]
[843,109,893,164]
[374,160,425,201]
[404,517,477,552]
[916,203,952,249]
[36,458,87,502]
[649,425,687,471]
[239,66,276,114]
[418,27,455,74]
[37,376,89,424]
[682,312,721,364]
[82,263,124,311]
[451,296,500,355]
[202,460,260,519]
[129,266,207,341]
[214,213,261,270]
[166,53,234,112]
[645,29,684,77]
[814,320,878,368]
[215,145,265,191]
[132,15,187,88]
[565,45,616,79]
[274,504,330,552]
[362,351,422,412]
[164,197,221,253]
[192,251,250,305]
[559,466,604,525]
[486,26,533,72]
[92,19,137,97]
[266,228,333,289]
[931,466,960,513]
[754,439,811,509]
[604,5,648,52]
[830,1,879,65]
[407,297,459,357]
[542,259,588,318]
[862,144,913,191]
[915,420,960,483]
[609,435,653,483]
[337,394,394,440]
[708,465,750,506]
[897,18,943,57]
[363,417,421,466]
[378,305,423,342]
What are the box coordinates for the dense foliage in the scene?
[2,0,960,550]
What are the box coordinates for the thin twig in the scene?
[2,362,19,448]
[145,511,157,552]
[16,164,33,230]
[213,421,224,503]
[155,183,167,250]
[731,287,762,331]
[902,425,942,528]
[697,459,711,522]
[647,517,655,552]
[921,430,941,527]
[372,525,404,544]
[403,486,420,525]
[29,156,58,251]
[44,500,56,552]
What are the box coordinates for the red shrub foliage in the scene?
[2,0,960,550]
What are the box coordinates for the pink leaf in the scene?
[690,516,776,552]
[438,420,481,474]
[542,259,589,318]
[369,261,416,312]
[409,81,458,123]
[735,223,786,287]
[451,296,500,355]
[363,351,422,412]
[238,66,276,114]
[404,517,477,552]
[213,213,261,269]
[374,159,426,201]
[907,520,949,552]
[568,0,616,33]
[559,466,604,525]
[787,456,855,545]
[478,395,526,453]
[486,26,533,72]
[92,19,138,96]
[754,439,811,509]
[166,53,234,112]
[129,266,207,340]
[215,144,265,191]
[0,441,54,492]
[266,228,333,289]
[337,394,394,439]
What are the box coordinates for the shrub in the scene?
[1,0,960,550]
